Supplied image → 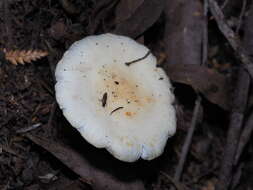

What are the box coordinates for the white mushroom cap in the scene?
[55,33,176,162]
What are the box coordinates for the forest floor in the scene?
[0,0,253,190]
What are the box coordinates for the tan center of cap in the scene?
[96,64,155,117]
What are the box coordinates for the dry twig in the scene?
[202,0,209,66]
[3,49,48,65]
[221,0,230,9]
[208,0,253,79]
[234,2,253,165]
[160,171,185,190]
[26,134,145,190]
[173,96,202,182]
[236,0,248,34]
[16,123,42,134]
[235,110,253,164]
[210,1,252,189]
[216,68,249,190]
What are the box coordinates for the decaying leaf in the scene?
[26,134,145,190]
[162,0,229,110]
[87,0,120,34]
[115,0,144,24]
[165,64,231,110]
[59,0,81,15]
[3,49,48,65]
[113,0,164,38]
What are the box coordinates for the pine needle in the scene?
[3,49,48,65]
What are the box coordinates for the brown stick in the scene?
[216,68,249,190]
[160,171,186,190]
[212,1,252,189]
[221,0,230,9]
[234,1,253,165]
[26,134,145,190]
[173,96,202,182]
[236,0,248,34]
[234,109,253,165]
[208,0,253,79]
[170,97,202,190]
[202,0,209,66]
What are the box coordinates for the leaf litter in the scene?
[1,0,253,190]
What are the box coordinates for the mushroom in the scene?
[55,33,176,162]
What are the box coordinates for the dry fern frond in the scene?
[3,49,48,65]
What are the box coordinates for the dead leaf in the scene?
[115,0,144,24]
[113,0,164,38]
[26,134,145,190]
[165,64,231,110]
[162,0,230,110]
[88,0,120,34]
[59,0,80,15]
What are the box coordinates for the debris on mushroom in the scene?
[55,33,176,162]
